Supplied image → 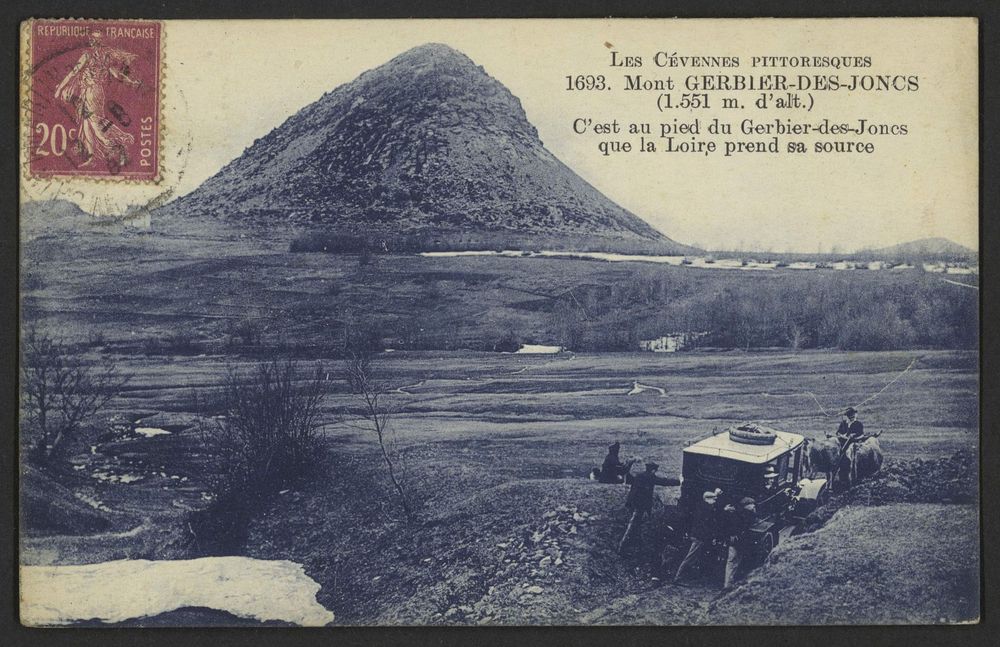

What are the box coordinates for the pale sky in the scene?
[21,18,978,252]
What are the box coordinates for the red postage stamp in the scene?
[23,19,162,181]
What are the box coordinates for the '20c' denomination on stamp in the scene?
[23,19,162,182]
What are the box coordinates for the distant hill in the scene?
[161,43,693,254]
[870,237,976,259]
[20,199,93,239]
[20,199,149,239]
[20,198,90,223]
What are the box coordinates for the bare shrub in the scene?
[166,328,198,353]
[20,329,131,464]
[205,360,326,498]
[141,336,164,355]
[492,331,521,353]
[227,317,264,348]
[193,360,326,553]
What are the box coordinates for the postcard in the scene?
[18,18,979,626]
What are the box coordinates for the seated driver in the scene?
[836,406,865,449]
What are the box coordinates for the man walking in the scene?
[673,488,723,584]
[617,462,681,554]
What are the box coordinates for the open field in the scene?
[20,348,979,625]
[21,215,978,354]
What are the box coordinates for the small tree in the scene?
[786,321,808,351]
[20,329,131,463]
[345,351,412,518]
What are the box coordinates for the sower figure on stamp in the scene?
[617,462,680,554]
[54,31,141,169]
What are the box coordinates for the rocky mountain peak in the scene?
[163,43,687,251]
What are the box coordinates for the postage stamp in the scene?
[23,19,162,182]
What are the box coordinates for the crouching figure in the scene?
[592,441,637,484]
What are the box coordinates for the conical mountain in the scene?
[167,43,688,251]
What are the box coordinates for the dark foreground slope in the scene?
[708,504,978,624]
[160,43,689,253]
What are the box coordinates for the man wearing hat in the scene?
[836,407,865,451]
[597,441,636,484]
[673,487,723,584]
[721,497,757,591]
[617,461,681,554]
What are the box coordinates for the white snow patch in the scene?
[134,427,171,438]
[73,492,112,512]
[421,250,527,258]
[91,471,144,484]
[515,344,563,354]
[20,558,335,626]
[627,381,667,397]
[538,251,688,265]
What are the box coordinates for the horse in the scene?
[802,436,842,483]
[844,436,884,487]
[803,433,883,489]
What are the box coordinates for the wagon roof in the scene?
[683,428,804,464]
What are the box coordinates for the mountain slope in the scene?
[164,43,689,251]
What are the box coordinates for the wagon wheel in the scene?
[758,532,776,563]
